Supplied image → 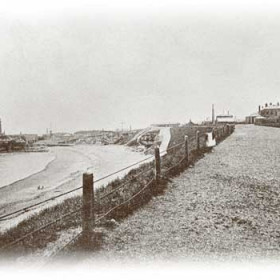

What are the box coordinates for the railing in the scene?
[0,124,235,255]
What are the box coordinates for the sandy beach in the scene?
[0,145,152,232]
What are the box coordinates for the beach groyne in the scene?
[0,124,235,258]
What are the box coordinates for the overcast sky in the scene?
[1,0,280,134]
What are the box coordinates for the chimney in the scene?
[258,105,261,112]
[0,118,2,135]
[265,103,268,107]
[212,104,215,124]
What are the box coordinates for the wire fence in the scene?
[0,124,235,254]
[1,207,82,249]
[0,154,156,221]
[0,141,184,222]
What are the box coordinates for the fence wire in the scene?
[99,168,153,201]
[48,230,82,259]
[47,178,155,256]
[163,154,188,175]
[0,155,154,221]
[96,178,154,224]
[1,207,82,250]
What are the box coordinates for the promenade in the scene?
[90,124,280,262]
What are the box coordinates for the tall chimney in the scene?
[0,118,2,135]
[258,105,261,112]
[212,104,215,124]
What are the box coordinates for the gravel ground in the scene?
[86,125,280,263]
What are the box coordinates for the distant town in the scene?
[1,102,279,153]
[0,119,141,152]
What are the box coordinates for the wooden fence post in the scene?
[212,128,216,141]
[226,124,230,135]
[184,135,189,164]
[82,172,94,238]
[196,131,200,150]
[7,142,12,153]
[154,146,161,185]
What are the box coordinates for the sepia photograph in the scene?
[1,0,280,278]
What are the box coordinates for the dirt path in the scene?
[87,125,280,262]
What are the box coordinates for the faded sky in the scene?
[1,0,280,134]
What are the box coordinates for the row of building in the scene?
[0,104,238,152]
[245,103,280,126]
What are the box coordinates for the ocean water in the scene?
[0,152,56,189]
[0,145,153,232]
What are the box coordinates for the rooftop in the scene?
[262,105,280,110]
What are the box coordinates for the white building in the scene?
[216,114,235,124]
[245,112,260,124]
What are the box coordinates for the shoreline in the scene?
[0,155,57,191]
[0,152,56,189]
